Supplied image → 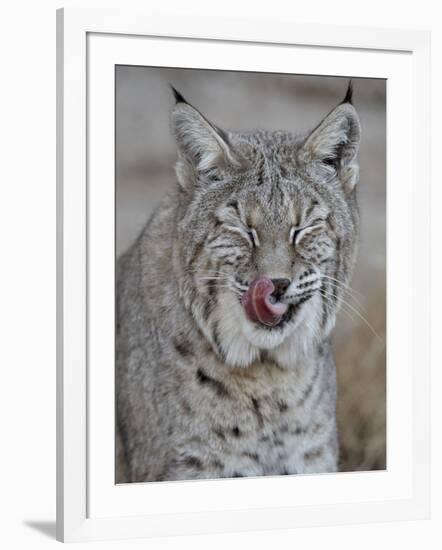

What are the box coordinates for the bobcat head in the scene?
[170,83,361,368]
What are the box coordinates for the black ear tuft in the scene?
[341,80,353,105]
[170,85,187,104]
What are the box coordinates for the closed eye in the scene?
[290,222,324,246]
[220,223,258,249]
[248,227,260,248]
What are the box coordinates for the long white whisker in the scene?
[320,279,365,311]
[319,289,383,343]
[193,281,243,295]
[197,275,248,290]
[320,274,364,299]
[319,290,358,324]
[197,276,234,283]
[188,268,234,277]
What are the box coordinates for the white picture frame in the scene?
[56,7,431,543]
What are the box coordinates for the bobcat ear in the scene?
[170,86,239,189]
[299,82,361,193]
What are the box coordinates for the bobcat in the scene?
[116,82,361,482]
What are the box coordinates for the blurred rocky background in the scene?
[116,67,386,472]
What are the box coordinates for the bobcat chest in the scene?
[172,357,337,478]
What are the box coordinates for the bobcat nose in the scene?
[271,278,291,301]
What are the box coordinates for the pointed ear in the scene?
[299,84,361,193]
[170,87,240,189]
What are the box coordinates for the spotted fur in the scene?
[116,83,360,482]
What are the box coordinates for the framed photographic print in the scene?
[56,7,431,543]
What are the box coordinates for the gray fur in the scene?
[116,84,361,482]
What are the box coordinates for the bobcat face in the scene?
[171,86,360,367]
[204,183,334,329]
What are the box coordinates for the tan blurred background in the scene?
[116,67,386,472]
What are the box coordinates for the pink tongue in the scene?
[241,276,289,326]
